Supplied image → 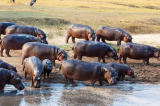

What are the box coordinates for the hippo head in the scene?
[88,31,96,41]
[9,66,17,72]
[127,69,135,78]
[10,72,25,90]
[34,37,42,43]
[57,50,68,62]
[153,51,160,60]
[44,61,52,71]
[33,75,42,88]
[35,29,48,44]
[107,47,118,60]
[123,33,132,43]
[103,68,117,85]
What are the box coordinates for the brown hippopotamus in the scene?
[5,25,48,44]
[66,24,96,43]
[72,41,118,63]
[107,63,135,81]
[96,26,132,46]
[0,34,42,57]
[0,60,17,72]
[61,59,117,86]
[23,56,44,88]
[0,68,24,92]
[118,43,160,65]
[42,59,52,79]
[21,42,67,66]
[0,22,16,39]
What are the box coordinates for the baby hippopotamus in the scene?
[0,60,17,72]
[0,34,42,57]
[0,68,25,92]
[42,59,52,79]
[23,56,44,88]
[107,63,135,81]
[61,59,117,86]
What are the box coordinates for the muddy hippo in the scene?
[42,59,52,79]
[0,34,42,57]
[72,41,118,63]
[23,56,44,88]
[66,24,96,43]
[0,22,16,39]
[5,25,48,44]
[96,26,132,46]
[0,68,24,92]
[61,59,117,86]
[21,42,67,66]
[118,43,160,65]
[107,63,135,81]
[0,60,17,72]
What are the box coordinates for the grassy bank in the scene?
[0,0,160,34]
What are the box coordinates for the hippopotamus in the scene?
[42,59,52,79]
[0,60,17,72]
[96,26,132,46]
[72,41,118,63]
[21,42,67,66]
[107,63,135,81]
[5,25,48,44]
[0,22,16,39]
[0,34,42,57]
[118,43,160,65]
[66,24,96,43]
[0,68,24,92]
[61,59,117,86]
[23,56,44,88]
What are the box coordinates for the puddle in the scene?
[0,82,160,106]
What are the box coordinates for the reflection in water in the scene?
[0,82,160,106]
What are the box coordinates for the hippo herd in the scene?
[0,22,160,92]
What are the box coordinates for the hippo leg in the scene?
[0,85,5,92]
[101,38,106,43]
[5,49,11,57]
[21,55,26,64]
[96,35,100,41]
[63,75,69,84]
[77,56,82,60]
[24,72,27,79]
[30,77,34,87]
[118,55,122,63]
[117,40,121,46]
[68,79,77,87]
[47,72,50,78]
[73,54,77,59]
[143,58,149,65]
[123,56,127,64]
[98,57,102,62]
[99,79,103,86]
[44,72,46,79]
[146,58,150,65]
[102,57,106,63]
[0,46,4,57]
[66,35,71,43]
[91,79,97,86]
[121,75,125,81]
[72,37,76,43]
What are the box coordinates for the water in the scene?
[0,82,160,106]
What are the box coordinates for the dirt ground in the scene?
[0,34,160,84]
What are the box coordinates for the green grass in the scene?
[0,0,160,34]
[57,45,72,51]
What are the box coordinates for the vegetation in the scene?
[0,0,160,34]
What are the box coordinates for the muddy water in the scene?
[0,82,160,106]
